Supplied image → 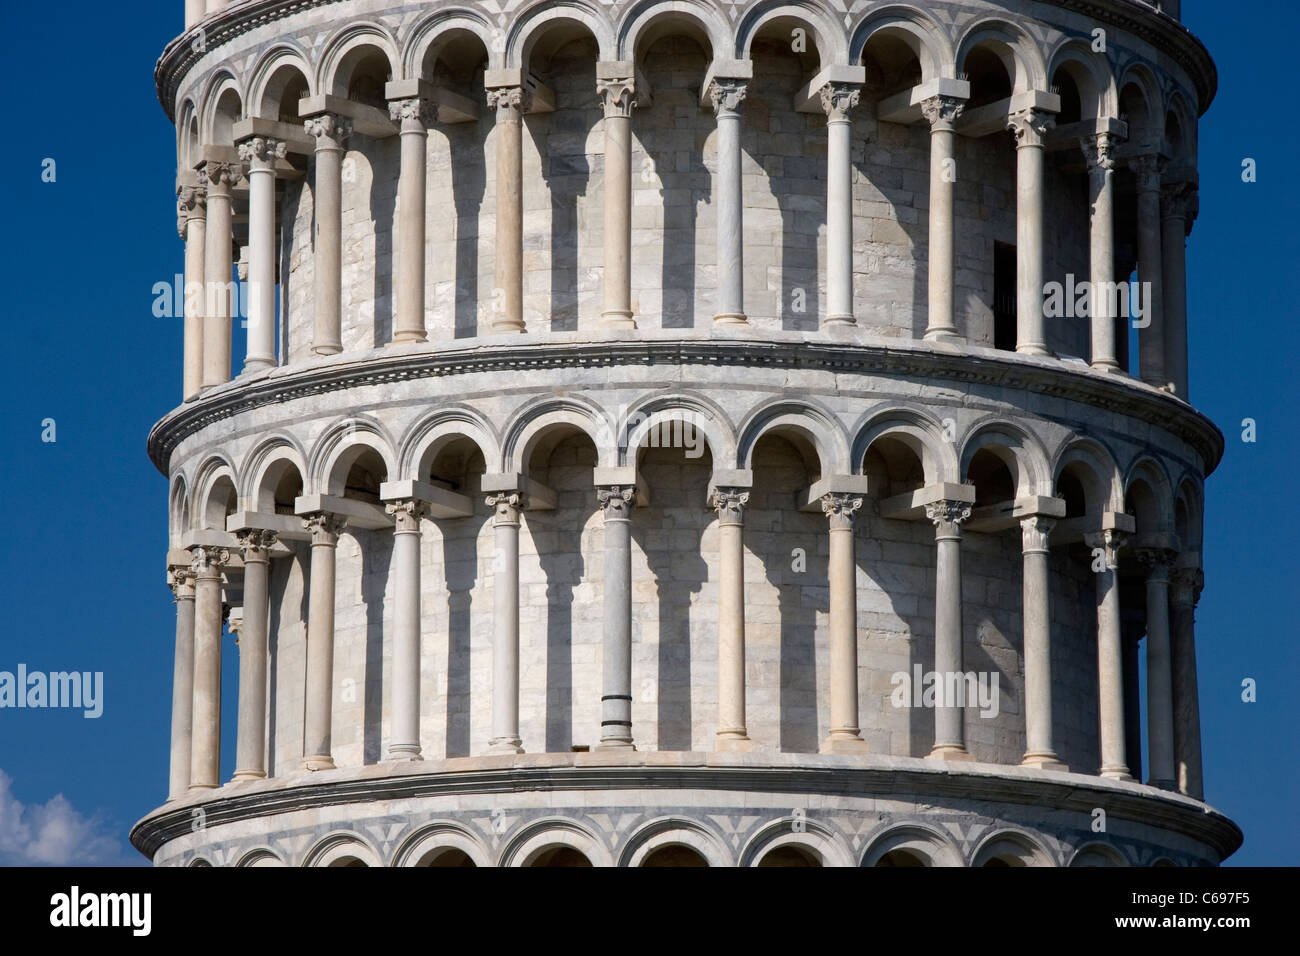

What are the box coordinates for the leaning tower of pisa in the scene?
[133,0,1240,867]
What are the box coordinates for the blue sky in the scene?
[0,0,1294,866]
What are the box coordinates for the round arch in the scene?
[307,417,399,496]
[405,10,500,78]
[1068,842,1129,867]
[399,406,501,479]
[621,392,737,469]
[955,18,1047,94]
[860,823,964,867]
[303,832,383,868]
[509,2,616,70]
[850,5,954,82]
[501,397,615,474]
[970,829,1055,867]
[851,406,959,485]
[738,819,855,867]
[239,435,309,509]
[1123,456,1176,534]
[1116,60,1165,147]
[735,1,848,68]
[499,818,613,867]
[618,816,733,867]
[959,417,1053,498]
[200,72,243,145]
[236,848,287,867]
[317,22,403,96]
[391,821,493,867]
[191,456,238,533]
[1047,38,1118,121]
[737,399,850,476]
[247,45,315,120]
[1050,438,1126,515]
[618,0,730,63]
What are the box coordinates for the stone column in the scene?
[1086,529,1131,779]
[596,71,637,329]
[595,486,636,749]
[1081,132,1120,371]
[1138,547,1176,789]
[176,183,206,399]
[1132,154,1166,387]
[708,79,748,325]
[1170,565,1205,798]
[1008,109,1056,356]
[821,493,869,753]
[487,86,527,333]
[821,83,861,327]
[927,499,972,758]
[237,137,286,373]
[201,162,238,388]
[921,95,966,341]
[1161,183,1197,399]
[1121,617,1143,782]
[189,546,228,790]
[389,97,434,344]
[232,530,275,780]
[167,568,197,800]
[1020,516,1063,768]
[303,512,346,770]
[386,499,426,760]
[186,1,205,29]
[487,492,524,753]
[712,488,752,750]
[304,115,351,355]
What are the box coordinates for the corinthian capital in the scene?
[1136,546,1176,580]
[176,182,207,237]
[201,161,241,191]
[168,566,197,599]
[597,76,637,118]
[1020,515,1055,553]
[190,545,230,575]
[818,82,861,122]
[1161,180,1199,226]
[706,78,747,117]
[385,498,427,533]
[821,493,863,531]
[236,528,278,558]
[389,96,437,128]
[1008,108,1056,148]
[486,492,522,525]
[920,94,965,130]
[237,136,288,174]
[1130,153,1166,192]
[597,485,636,519]
[303,113,352,149]
[925,499,971,536]
[486,86,528,114]
[304,512,347,545]
[710,488,749,526]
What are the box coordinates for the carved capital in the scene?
[168,567,197,600]
[237,136,287,174]
[486,86,528,114]
[190,546,230,576]
[1083,529,1129,570]
[1161,181,1198,225]
[925,499,971,536]
[1020,515,1055,552]
[707,78,747,117]
[920,94,965,130]
[1008,108,1056,148]
[597,76,637,118]
[1080,131,1119,172]
[710,488,749,526]
[303,113,352,149]
[304,512,347,545]
[818,82,860,122]
[597,485,636,519]
[389,96,436,128]
[236,528,278,559]
[821,493,863,531]
[176,183,207,237]
[1136,547,1176,581]
[1131,153,1166,192]
[1170,566,1204,607]
[201,161,241,192]
[486,492,522,526]
[385,498,427,533]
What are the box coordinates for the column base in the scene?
[600,312,636,330]
[186,784,217,792]
[923,329,965,345]
[230,770,267,782]
[241,358,275,374]
[1100,767,1135,782]
[1020,753,1068,771]
[712,313,748,326]
[386,746,424,762]
[487,738,524,755]
[390,331,429,345]
[714,732,754,753]
[310,344,342,357]
[487,319,526,335]
[823,316,856,328]
[928,745,975,761]
[1147,776,1177,791]
[1016,344,1053,357]
[303,755,336,771]
[819,732,869,754]
[593,739,636,752]
[1090,360,1123,374]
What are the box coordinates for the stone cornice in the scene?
[145,335,1225,476]
[154,0,1217,122]
[129,753,1243,860]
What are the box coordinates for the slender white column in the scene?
[232,530,275,780]
[303,513,346,771]
[820,83,861,327]
[1139,548,1176,789]
[1170,565,1204,799]
[205,0,227,14]
[1085,530,1132,779]
[304,114,351,355]
[1008,108,1056,356]
[595,485,636,749]
[487,493,524,753]
[922,95,966,341]
[389,97,434,343]
[821,493,869,753]
[1020,516,1064,768]
[1081,133,1120,371]
[176,183,206,399]
[386,499,425,760]
[185,1,205,29]
[487,86,527,333]
[201,162,238,388]
[1132,154,1166,387]
[167,568,196,800]
[927,499,972,759]
[189,546,228,790]
[1162,183,1196,400]
[709,78,748,325]
[237,137,285,373]
[596,69,637,330]
[712,488,752,750]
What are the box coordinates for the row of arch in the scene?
[178,1,1199,175]
[170,396,1204,549]
[192,816,1169,867]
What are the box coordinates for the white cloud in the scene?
[0,769,133,866]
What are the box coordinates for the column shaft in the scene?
[387,500,424,759]
[488,494,523,753]
[303,514,345,770]
[1009,110,1055,355]
[233,532,274,780]
[821,494,868,753]
[1133,155,1166,386]
[1171,567,1204,798]
[239,138,284,372]
[928,500,971,758]
[595,486,635,749]
[1141,551,1175,788]
[822,84,860,326]
[1089,531,1131,778]
[177,184,206,399]
[201,164,237,388]
[922,96,965,340]
[1020,517,1062,767]
[710,79,747,324]
[305,115,350,355]
[1083,134,1119,370]
[1162,184,1196,399]
[189,548,227,789]
[168,570,196,800]
[597,74,635,329]
[391,99,432,343]
[713,489,751,749]
[489,89,525,332]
